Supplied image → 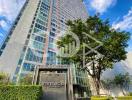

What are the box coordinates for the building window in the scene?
[52,28,56,32]
[35,23,47,31]
[50,32,55,37]
[18,59,23,65]
[30,40,44,50]
[47,51,56,64]
[33,28,41,33]
[51,22,56,27]
[25,48,43,63]
[36,19,47,26]
[52,19,57,23]
[23,63,35,71]
[15,67,20,74]
[32,35,45,43]
[0,50,2,56]
[49,37,54,43]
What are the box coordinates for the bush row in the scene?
[0,85,42,100]
[117,96,132,100]
[91,96,132,100]
[129,92,132,96]
[91,96,112,100]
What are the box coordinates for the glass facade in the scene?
[72,64,91,97]
[0,0,90,98]
[13,0,50,81]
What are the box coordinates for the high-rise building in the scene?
[0,0,90,98]
[0,0,87,79]
[0,0,89,95]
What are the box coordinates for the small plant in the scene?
[114,72,130,95]
[19,74,33,85]
[128,92,132,96]
[117,96,132,100]
[102,73,130,96]
[91,96,113,100]
[0,72,9,85]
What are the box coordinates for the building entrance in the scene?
[33,65,74,100]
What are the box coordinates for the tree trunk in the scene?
[96,65,102,95]
[121,86,125,96]
[96,79,100,95]
[92,76,100,95]
[91,61,101,95]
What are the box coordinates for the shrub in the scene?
[117,96,132,100]
[19,74,33,85]
[91,96,132,100]
[0,85,42,100]
[128,92,132,96]
[91,96,113,100]
[0,73,9,85]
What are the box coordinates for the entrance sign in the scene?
[33,66,74,100]
[39,73,67,100]
[40,73,65,88]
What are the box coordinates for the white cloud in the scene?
[112,7,132,31]
[90,0,117,13]
[0,20,9,30]
[0,0,26,21]
[0,33,3,37]
[0,0,26,44]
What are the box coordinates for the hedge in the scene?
[117,96,132,100]
[0,85,42,100]
[91,96,113,100]
[91,96,132,100]
[129,92,132,96]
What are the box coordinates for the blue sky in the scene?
[0,0,25,46]
[0,0,132,51]
[84,0,132,51]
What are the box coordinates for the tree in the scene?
[129,92,132,96]
[57,15,130,95]
[101,79,114,95]
[114,73,130,95]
